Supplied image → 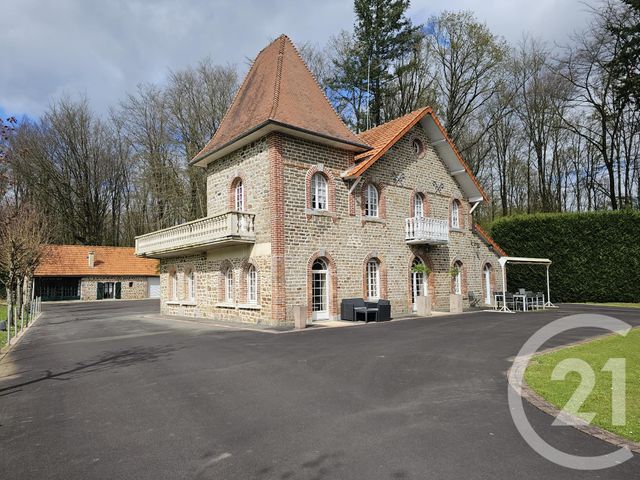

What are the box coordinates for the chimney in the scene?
[88,251,95,268]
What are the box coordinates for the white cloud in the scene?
[0,0,593,118]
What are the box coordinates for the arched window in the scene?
[311,173,328,210]
[364,184,379,218]
[367,258,381,300]
[225,268,234,303]
[169,270,178,300]
[247,265,258,304]
[452,261,463,295]
[234,179,244,211]
[412,138,424,156]
[451,199,461,229]
[414,193,424,218]
[186,270,195,301]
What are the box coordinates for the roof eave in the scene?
[191,120,372,168]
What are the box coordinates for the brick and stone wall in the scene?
[159,137,275,324]
[80,276,151,300]
[160,124,503,325]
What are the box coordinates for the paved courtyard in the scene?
[0,300,638,479]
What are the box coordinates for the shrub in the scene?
[490,210,640,303]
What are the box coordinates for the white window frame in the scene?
[364,184,379,218]
[414,193,424,218]
[311,173,328,210]
[225,269,234,303]
[235,180,244,211]
[454,263,463,295]
[412,138,423,155]
[484,264,492,304]
[187,270,195,301]
[247,265,257,304]
[367,259,380,300]
[451,200,460,229]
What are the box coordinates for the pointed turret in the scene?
[192,35,370,166]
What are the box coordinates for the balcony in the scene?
[135,211,255,258]
[405,217,449,245]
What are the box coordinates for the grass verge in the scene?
[583,302,640,309]
[525,329,640,442]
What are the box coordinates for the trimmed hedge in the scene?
[490,210,640,303]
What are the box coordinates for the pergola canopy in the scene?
[497,256,555,312]
[498,256,552,267]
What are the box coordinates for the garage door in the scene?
[148,277,160,298]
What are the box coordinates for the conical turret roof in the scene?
[192,35,370,165]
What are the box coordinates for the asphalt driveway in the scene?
[0,300,638,479]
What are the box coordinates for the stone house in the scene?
[135,35,506,325]
[33,245,160,301]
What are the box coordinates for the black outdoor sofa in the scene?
[340,298,391,322]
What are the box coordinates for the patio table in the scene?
[513,293,527,312]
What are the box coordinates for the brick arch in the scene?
[481,260,497,305]
[450,257,467,296]
[229,175,247,211]
[407,254,436,309]
[240,260,260,304]
[409,190,431,218]
[449,197,465,229]
[361,180,386,219]
[306,251,338,320]
[305,166,336,212]
[362,252,387,299]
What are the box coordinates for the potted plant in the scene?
[449,265,463,313]
[412,263,432,316]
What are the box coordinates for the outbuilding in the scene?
[33,245,160,301]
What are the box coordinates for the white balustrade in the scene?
[135,211,255,256]
[405,217,449,244]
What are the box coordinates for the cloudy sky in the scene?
[1,0,594,119]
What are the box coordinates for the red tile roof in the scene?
[343,107,488,202]
[192,35,369,164]
[34,245,159,277]
[473,224,507,257]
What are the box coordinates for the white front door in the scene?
[311,259,329,320]
[484,266,492,304]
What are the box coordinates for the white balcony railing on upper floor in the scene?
[135,211,255,258]
[405,217,449,245]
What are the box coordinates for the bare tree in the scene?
[166,60,238,220]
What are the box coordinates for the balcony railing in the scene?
[135,211,255,258]
[405,217,449,245]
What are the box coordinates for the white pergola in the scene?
[497,256,555,313]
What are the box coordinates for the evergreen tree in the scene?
[608,0,640,107]
[330,0,420,131]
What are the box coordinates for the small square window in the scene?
[129,282,134,288]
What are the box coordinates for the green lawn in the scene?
[583,302,640,309]
[526,329,640,442]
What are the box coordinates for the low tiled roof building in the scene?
[33,245,159,301]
